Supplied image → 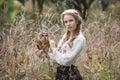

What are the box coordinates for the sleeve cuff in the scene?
[52,48,57,54]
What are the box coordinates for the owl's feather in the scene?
[36,31,50,53]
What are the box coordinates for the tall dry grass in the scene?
[0,13,62,80]
[80,18,120,80]
[0,6,120,80]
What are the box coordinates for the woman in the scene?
[36,9,86,80]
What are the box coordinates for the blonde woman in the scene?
[36,9,86,80]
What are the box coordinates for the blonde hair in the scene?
[60,9,83,48]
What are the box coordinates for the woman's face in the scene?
[63,14,78,32]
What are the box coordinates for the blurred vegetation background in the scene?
[0,0,120,80]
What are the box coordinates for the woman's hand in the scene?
[35,49,46,58]
[49,39,56,50]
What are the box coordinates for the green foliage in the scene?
[0,0,25,25]
[0,0,4,6]
[65,0,74,9]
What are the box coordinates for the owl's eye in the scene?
[42,35,44,36]
[45,35,48,36]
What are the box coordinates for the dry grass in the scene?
[0,5,120,80]
[80,18,120,80]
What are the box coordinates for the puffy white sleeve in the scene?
[49,34,86,66]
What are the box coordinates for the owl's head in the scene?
[37,31,49,43]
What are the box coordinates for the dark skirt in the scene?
[55,65,83,80]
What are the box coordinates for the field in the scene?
[0,1,120,80]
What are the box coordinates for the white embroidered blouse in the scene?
[49,31,86,66]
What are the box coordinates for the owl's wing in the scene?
[37,45,40,50]
[37,40,43,49]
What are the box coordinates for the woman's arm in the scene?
[50,35,86,66]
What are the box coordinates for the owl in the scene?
[36,31,50,54]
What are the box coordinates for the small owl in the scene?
[36,31,50,53]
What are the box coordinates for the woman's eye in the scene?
[64,21,67,23]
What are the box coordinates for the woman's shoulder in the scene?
[73,32,86,48]
[77,31,86,41]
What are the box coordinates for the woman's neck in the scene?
[70,31,77,38]
[69,34,75,42]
